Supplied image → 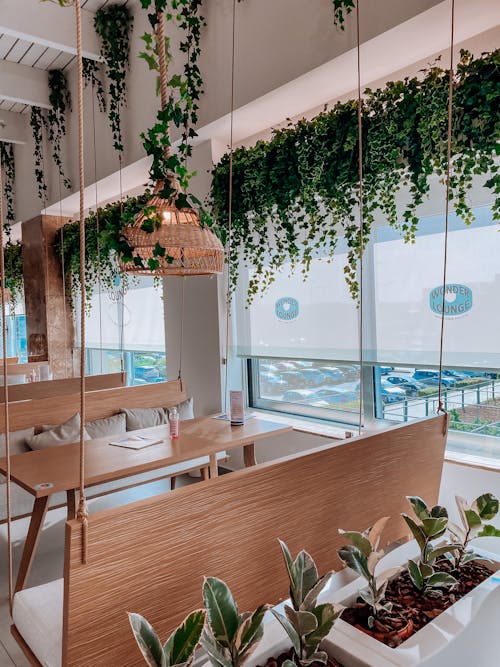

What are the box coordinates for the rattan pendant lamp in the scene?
[120,9,224,277]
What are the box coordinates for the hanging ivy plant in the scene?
[332,0,355,28]
[54,192,151,310]
[29,106,48,205]
[83,57,106,113]
[3,241,23,312]
[210,49,500,303]
[94,4,133,154]
[47,69,72,189]
[0,141,15,235]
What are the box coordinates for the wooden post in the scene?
[21,215,74,378]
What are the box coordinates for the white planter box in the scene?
[321,541,500,667]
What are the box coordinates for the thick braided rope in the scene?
[437,0,455,421]
[75,0,89,564]
[0,161,13,612]
[356,2,364,435]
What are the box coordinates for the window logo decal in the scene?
[429,284,472,318]
[275,297,299,321]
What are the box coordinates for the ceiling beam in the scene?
[0,0,101,61]
[0,60,50,109]
[0,109,28,145]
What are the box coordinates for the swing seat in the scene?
[13,579,63,667]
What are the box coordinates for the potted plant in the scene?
[201,576,268,667]
[268,540,343,667]
[337,517,411,645]
[448,492,500,568]
[128,608,205,667]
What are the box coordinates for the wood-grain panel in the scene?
[0,361,48,376]
[63,415,447,667]
[0,380,186,432]
[0,373,126,403]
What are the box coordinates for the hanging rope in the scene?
[223,0,237,417]
[0,162,13,613]
[91,72,104,375]
[75,0,89,565]
[437,0,455,419]
[56,173,72,378]
[177,277,185,391]
[356,1,364,436]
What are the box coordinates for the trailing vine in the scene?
[332,0,355,28]
[29,106,48,205]
[3,241,24,312]
[47,69,72,189]
[54,193,150,310]
[0,141,15,235]
[94,4,133,153]
[210,49,500,303]
[83,57,106,113]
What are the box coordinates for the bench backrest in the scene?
[0,373,126,403]
[0,380,186,432]
[63,415,447,666]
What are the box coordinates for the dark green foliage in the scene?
[209,50,500,303]
[94,4,133,153]
[3,241,23,311]
[82,57,106,113]
[0,141,15,234]
[29,107,48,204]
[54,192,151,310]
[47,69,71,189]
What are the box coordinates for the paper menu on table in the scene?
[109,435,165,450]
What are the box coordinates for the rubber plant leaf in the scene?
[284,605,318,637]
[421,517,448,539]
[301,571,334,612]
[474,493,499,521]
[304,603,342,650]
[294,549,319,606]
[407,496,429,521]
[128,613,166,667]
[338,530,371,558]
[407,559,423,590]
[203,577,239,649]
[427,544,462,563]
[338,545,371,580]
[200,630,233,667]
[270,609,300,655]
[401,515,426,553]
[478,524,500,538]
[279,540,300,608]
[236,605,267,659]
[164,609,205,666]
[426,572,457,588]
[367,516,390,551]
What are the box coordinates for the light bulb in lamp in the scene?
[161,210,172,223]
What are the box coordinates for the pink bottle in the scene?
[169,406,180,440]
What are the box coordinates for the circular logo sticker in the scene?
[275,297,299,322]
[429,284,472,318]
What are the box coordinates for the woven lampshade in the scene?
[120,182,224,277]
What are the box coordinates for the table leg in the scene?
[209,453,218,478]
[15,496,50,594]
[201,466,209,481]
[67,490,76,520]
[243,442,257,467]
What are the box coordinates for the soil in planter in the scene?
[342,559,497,648]
[258,646,344,667]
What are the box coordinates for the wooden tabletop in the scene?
[0,416,292,497]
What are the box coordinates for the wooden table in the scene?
[0,416,292,593]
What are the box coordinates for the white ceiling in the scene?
[0,0,128,114]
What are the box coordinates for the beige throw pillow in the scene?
[120,407,168,431]
[166,397,194,421]
[28,413,90,451]
[85,413,127,439]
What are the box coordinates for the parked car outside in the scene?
[412,370,456,386]
[318,366,345,381]
[311,387,358,405]
[260,372,288,395]
[380,385,406,403]
[134,365,160,381]
[282,389,317,403]
[279,371,306,387]
[379,366,393,375]
[442,369,468,381]
[385,376,425,396]
[297,369,327,386]
[274,361,300,371]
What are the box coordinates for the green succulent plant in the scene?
[448,493,500,568]
[201,577,268,667]
[271,540,342,667]
[337,517,401,628]
[129,609,205,667]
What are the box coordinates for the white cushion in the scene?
[120,406,168,431]
[28,414,90,451]
[13,579,63,667]
[167,397,194,421]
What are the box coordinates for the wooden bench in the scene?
[10,415,448,666]
[0,373,126,402]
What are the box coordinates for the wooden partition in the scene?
[63,415,447,666]
[0,361,48,376]
[0,373,126,403]
[0,380,186,432]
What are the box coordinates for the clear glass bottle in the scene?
[169,406,180,440]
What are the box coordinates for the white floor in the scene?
[0,473,200,666]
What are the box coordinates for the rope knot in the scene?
[76,495,89,565]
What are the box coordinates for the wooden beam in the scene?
[0,60,50,109]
